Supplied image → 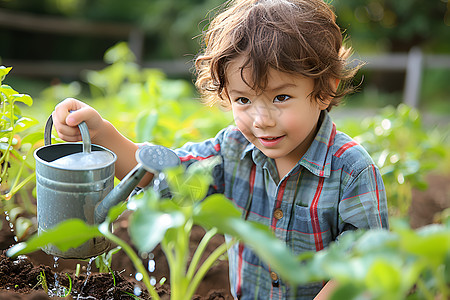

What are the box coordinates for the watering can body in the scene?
[34,142,116,259]
[34,115,180,259]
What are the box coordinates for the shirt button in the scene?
[274,209,283,220]
[270,271,278,281]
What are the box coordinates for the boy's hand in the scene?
[51,97,148,183]
[52,98,105,143]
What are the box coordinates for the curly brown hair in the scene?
[195,0,361,110]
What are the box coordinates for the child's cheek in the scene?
[233,111,254,139]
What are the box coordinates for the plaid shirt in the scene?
[174,111,388,299]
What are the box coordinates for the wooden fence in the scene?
[1,8,450,107]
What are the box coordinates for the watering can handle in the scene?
[44,114,92,153]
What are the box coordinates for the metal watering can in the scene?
[34,115,180,259]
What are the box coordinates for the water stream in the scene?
[47,256,69,297]
[76,257,96,300]
[3,211,18,242]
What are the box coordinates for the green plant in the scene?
[1,66,42,240]
[298,217,450,300]
[6,160,305,300]
[63,273,73,298]
[34,268,72,297]
[338,104,447,216]
[95,246,121,274]
[0,66,39,200]
[34,271,48,294]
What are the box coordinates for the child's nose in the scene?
[252,105,276,128]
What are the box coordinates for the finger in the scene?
[54,98,84,125]
[51,111,82,142]
[65,106,97,127]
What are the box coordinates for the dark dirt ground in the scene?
[0,173,449,300]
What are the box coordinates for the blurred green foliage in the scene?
[333,0,450,53]
[300,217,450,299]
[29,42,233,148]
[338,104,449,216]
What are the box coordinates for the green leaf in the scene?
[400,225,450,265]
[104,41,136,64]
[128,209,185,253]
[12,94,33,106]
[365,259,402,295]
[136,110,158,142]
[354,229,397,254]
[329,282,365,300]
[0,66,12,81]
[0,84,18,99]
[106,201,128,223]
[14,117,39,132]
[193,194,241,221]
[6,219,101,257]
[166,165,212,205]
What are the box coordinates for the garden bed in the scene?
[1,173,449,300]
[0,210,232,299]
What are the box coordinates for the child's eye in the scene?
[274,95,290,103]
[235,97,251,105]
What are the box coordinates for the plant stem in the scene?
[7,173,35,199]
[185,242,229,300]
[75,264,80,277]
[173,223,190,300]
[186,227,218,280]
[416,277,435,300]
[434,265,449,299]
[64,273,72,297]
[100,226,160,300]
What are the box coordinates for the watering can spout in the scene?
[94,164,147,224]
[95,144,181,224]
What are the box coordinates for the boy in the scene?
[52,0,388,299]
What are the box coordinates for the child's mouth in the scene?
[258,136,284,147]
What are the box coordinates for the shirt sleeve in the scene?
[338,163,389,233]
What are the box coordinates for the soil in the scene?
[0,173,449,300]
[0,211,232,300]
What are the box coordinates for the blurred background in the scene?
[1,2,450,298]
[1,0,449,113]
[1,0,449,225]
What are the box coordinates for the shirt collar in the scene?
[299,110,335,178]
[240,110,336,178]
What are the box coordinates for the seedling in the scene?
[34,271,48,293]
[64,273,72,298]
[95,245,121,286]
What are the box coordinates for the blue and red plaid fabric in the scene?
[174,111,389,299]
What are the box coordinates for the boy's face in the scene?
[226,57,329,171]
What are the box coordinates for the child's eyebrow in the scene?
[266,83,297,92]
[228,83,296,95]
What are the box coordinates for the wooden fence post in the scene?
[128,28,145,65]
[404,47,423,108]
